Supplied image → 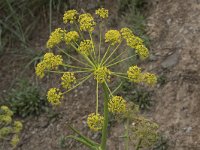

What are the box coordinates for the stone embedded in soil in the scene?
[161,51,179,68]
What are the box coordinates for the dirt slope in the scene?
[146,0,200,149]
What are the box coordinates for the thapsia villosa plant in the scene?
[36,8,158,150]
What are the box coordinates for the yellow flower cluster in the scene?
[121,27,149,59]
[46,28,66,48]
[0,127,11,138]
[63,10,78,24]
[105,30,121,45]
[64,31,79,45]
[61,72,76,89]
[78,13,96,32]
[131,116,159,147]
[10,134,20,147]
[13,121,23,133]
[1,106,13,116]
[95,8,108,18]
[0,106,23,147]
[127,66,157,85]
[127,65,142,83]
[108,96,126,114]
[78,40,92,56]
[87,113,104,131]
[94,67,111,83]
[47,88,63,105]
[143,73,157,86]
[135,44,149,60]
[35,52,63,78]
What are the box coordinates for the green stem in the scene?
[101,82,109,150]
[136,138,142,150]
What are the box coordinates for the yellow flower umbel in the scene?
[10,134,20,147]
[120,27,133,39]
[13,121,23,133]
[108,96,126,114]
[64,31,79,45]
[63,10,78,24]
[127,65,142,83]
[0,115,12,124]
[94,67,111,83]
[142,73,157,86]
[105,30,121,45]
[46,28,66,48]
[78,40,92,56]
[87,113,104,131]
[95,8,108,18]
[135,44,149,60]
[1,105,13,116]
[35,52,63,78]
[61,72,76,89]
[78,13,96,32]
[47,88,63,105]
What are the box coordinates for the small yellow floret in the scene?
[94,67,111,83]
[10,134,20,147]
[78,13,96,32]
[61,72,76,89]
[105,30,121,45]
[108,96,126,114]
[46,28,66,48]
[87,113,104,131]
[78,40,92,56]
[13,121,23,133]
[47,88,63,105]
[135,44,149,60]
[127,65,142,83]
[126,35,143,49]
[64,31,79,45]
[63,10,78,24]
[142,73,157,86]
[95,8,108,18]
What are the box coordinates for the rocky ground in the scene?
[1,0,200,149]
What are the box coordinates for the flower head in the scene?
[105,30,121,45]
[46,28,66,48]
[13,121,23,133]
[120,27,133,39]
[135,44,149,60]
[142,73,157,86]
[10,134,20,147]
[127,65,142,83]
[87,113,104,131]
[35,53,63,78]
[94,67,111,83]
[126,35,143,49]
[0,127,12,138]
[64,31,79,45]
[78,13,96,32]
[108,96,126,114]
[47,88,63,105]
[63,10,78,24]
[61,72,76,89]
[95,8,108,18]
[1,105,13,116]
[0,115,12,124]
[78,40,92,56]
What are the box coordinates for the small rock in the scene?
[161,51,179,68]
[149,54,158,61]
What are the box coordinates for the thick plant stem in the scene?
[100,82,109,150]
